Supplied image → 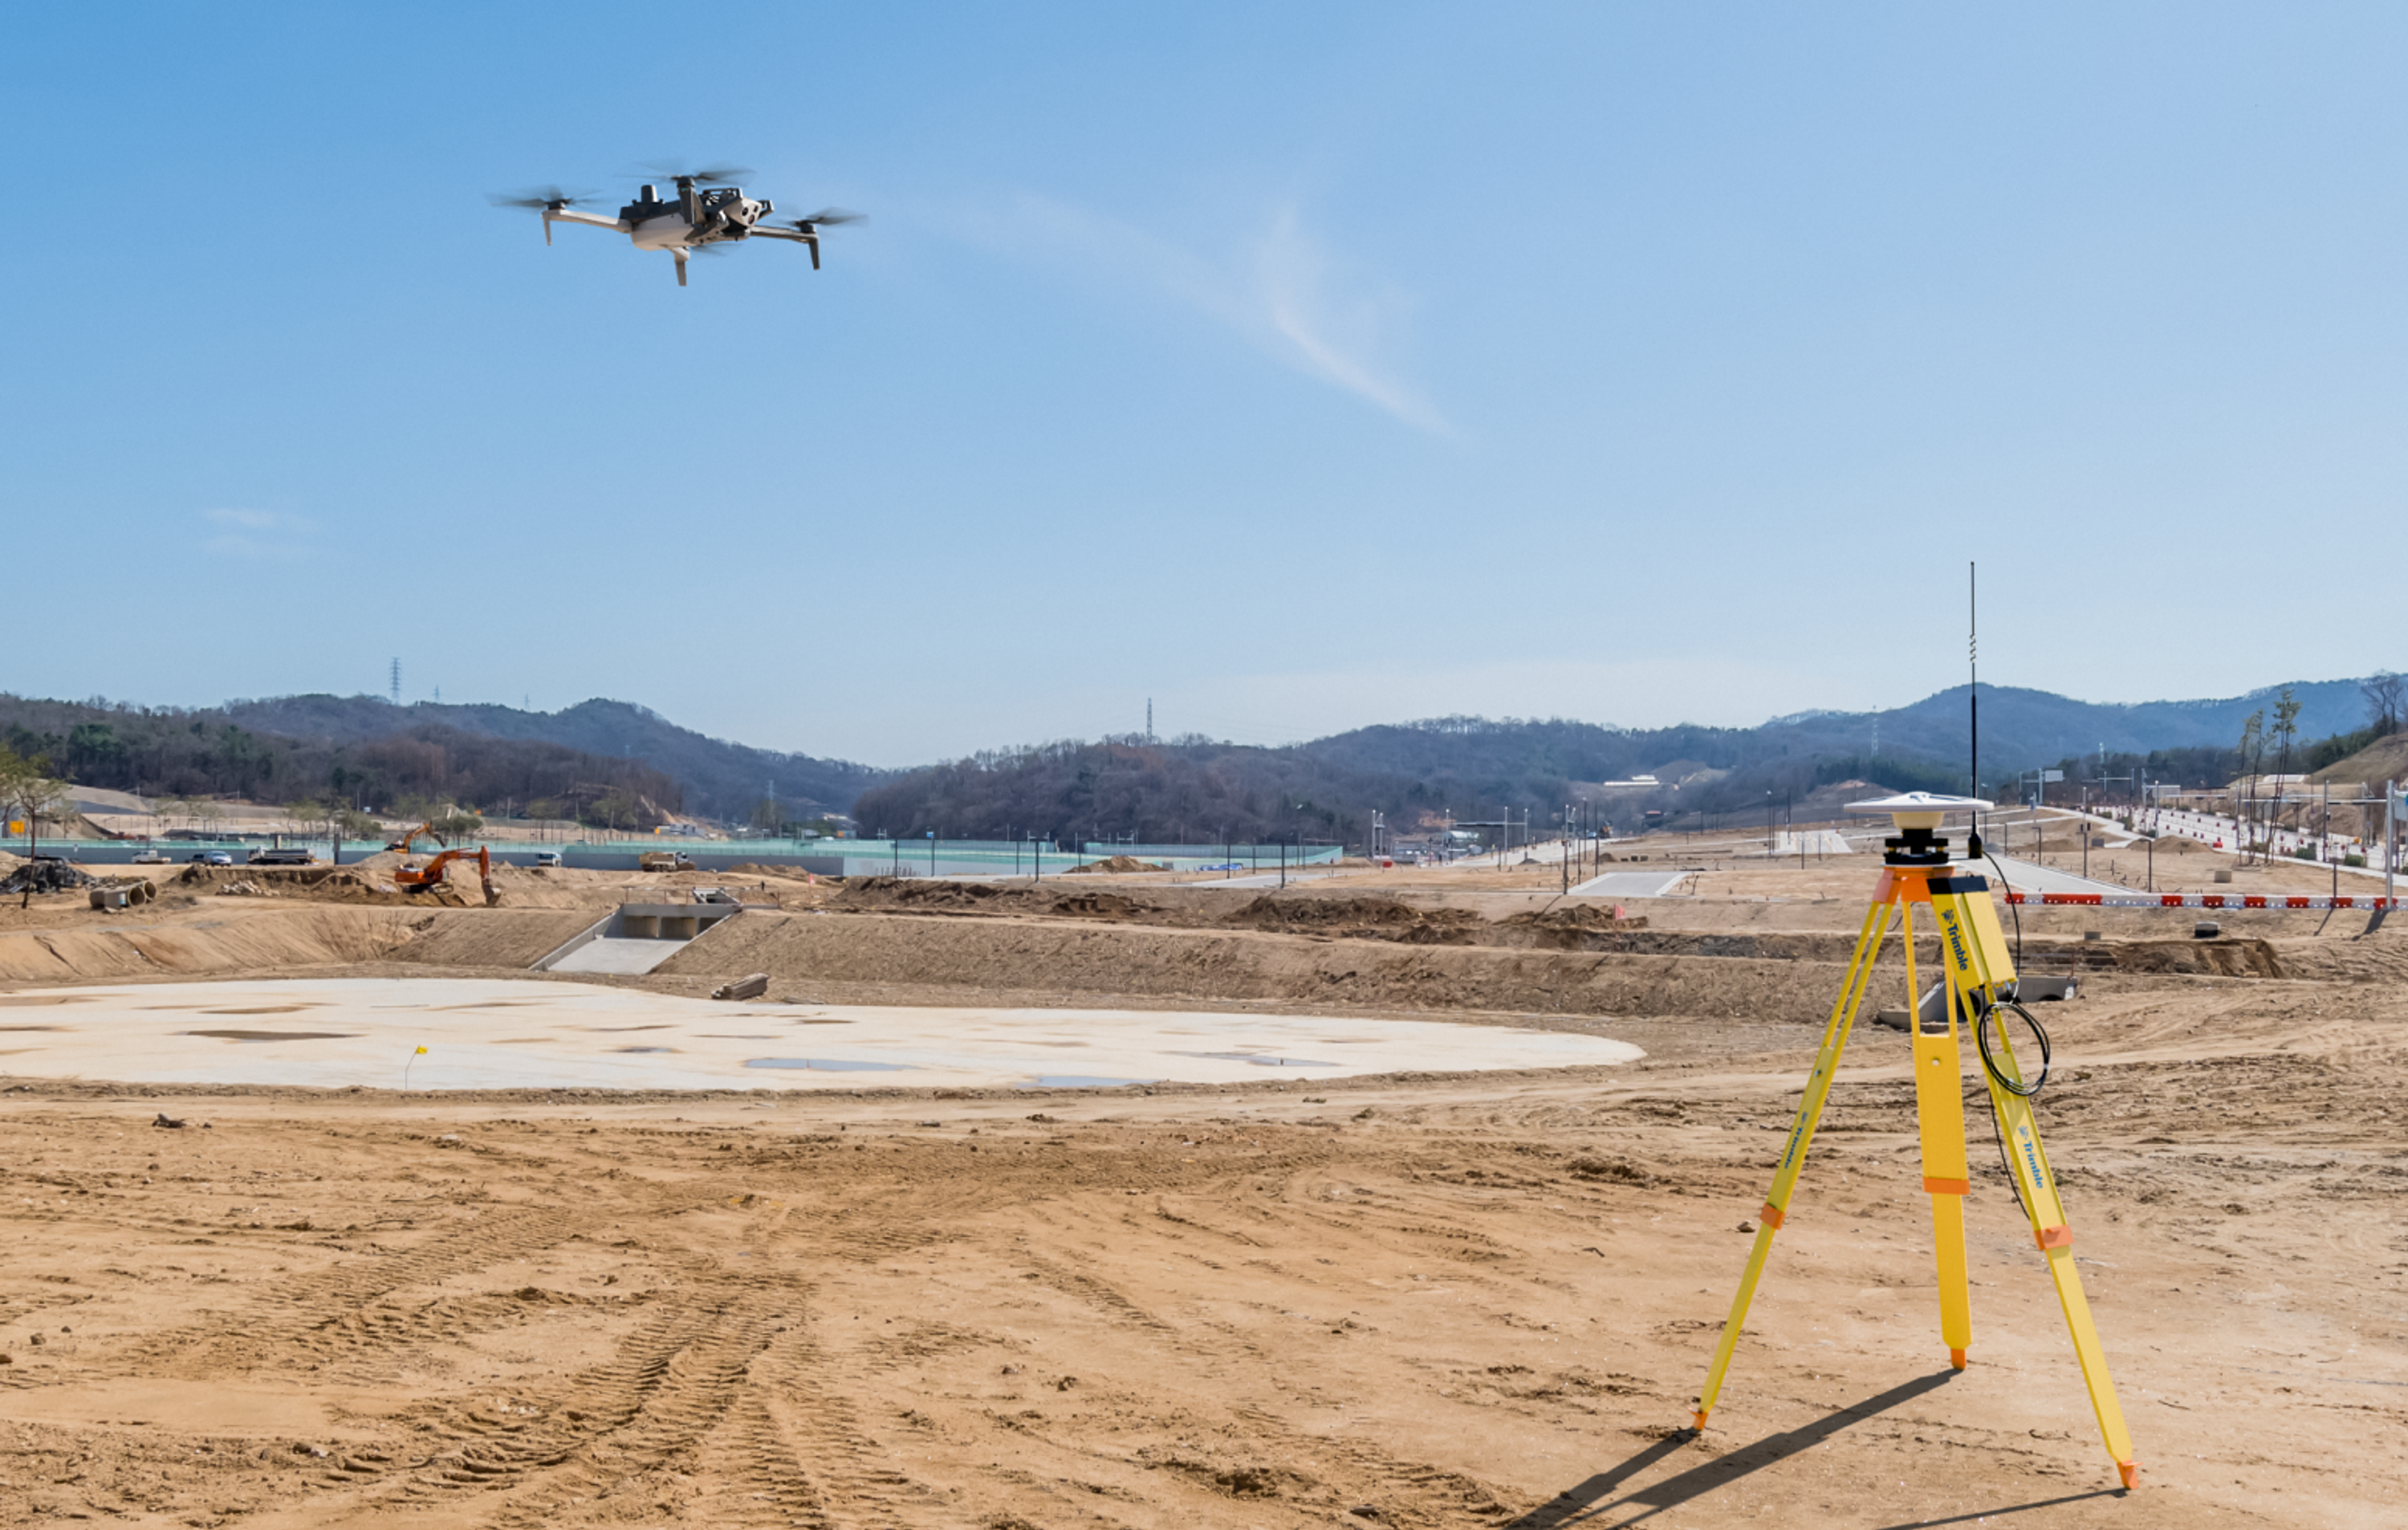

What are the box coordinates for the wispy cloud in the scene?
[1003,195,1446,432]
[201,507,319,560]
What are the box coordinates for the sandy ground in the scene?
[0,846,2401,1528]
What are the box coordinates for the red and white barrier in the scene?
[2003,892,2399,909]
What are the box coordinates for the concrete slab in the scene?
[1978,854,2129,897]
[549,936,690,975]
[1570,869,1692,897]
[0,978,1643,1093]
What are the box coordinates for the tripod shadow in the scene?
[1504,1370,1958,1529]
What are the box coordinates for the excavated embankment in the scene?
[0,906,599,983]
[657,909,1862,1023]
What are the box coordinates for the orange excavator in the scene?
[387,824,500,905]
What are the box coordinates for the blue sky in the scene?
[6,4,2402,764]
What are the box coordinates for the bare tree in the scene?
[2270,687,2303,841]
[0,749,71,905]
[2365,670,2406,739]
[2235,710,2265,863]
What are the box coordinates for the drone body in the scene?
[494,167,860,287]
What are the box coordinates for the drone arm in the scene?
[543,208,629,238]
[746,225,823,269]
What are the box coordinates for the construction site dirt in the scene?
[0,828,2400,1528]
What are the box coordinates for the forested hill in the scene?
[0,694,888,826]
[5,673,2390,844]
[218,695,889,822]
[849,676,2399,844]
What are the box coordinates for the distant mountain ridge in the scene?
[849,674,2395,842]
[217,695,889,821]
[1747,678,2373,782]
[8,673,2385,836]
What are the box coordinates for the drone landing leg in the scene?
[673,249,689,287]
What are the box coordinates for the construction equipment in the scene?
[396,844,499,905]
[1687,791,2138,1491]
[385,822,441,855]
[638,849,695,872]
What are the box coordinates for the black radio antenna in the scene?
[1969,561,1983,858]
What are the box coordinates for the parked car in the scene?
[129,849,170,865]
[533,852,563,868]
[190,851,233,866]
[248,848,315,865]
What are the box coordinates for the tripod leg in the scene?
[1983,1040,2139,1489]
[1912,999,1973,1368]
[1691,893,1890,1430]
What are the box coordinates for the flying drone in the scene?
[490,165,862,287]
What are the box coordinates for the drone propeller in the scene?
[775,210,864,270]
[489,185,603,246]
[486,185,596,211]
[638,161,755,186]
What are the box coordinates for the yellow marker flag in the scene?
[414,1046,429,1055]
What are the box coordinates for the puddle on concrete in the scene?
[1180,1052,1341,1068]
[791,1018,852,1025]
[1018,1076,1160,1089]
[586,1024,673,1032]
[614,1046,679,1054]
[183,1030,360,1043]
[744,1059,913,1072]
[0,1025,65,1032]
[201,1006,322,1016]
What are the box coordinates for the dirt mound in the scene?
[722,863,824,881]
[1065,855,1170,874]
[176,864,410,903]
[1218,895,1482,945]
[2138,836,2217,855]
[1498,903,1652,949]
[2106,938,2285,979]
[836,876,1016,913]
[833,877,1171,924]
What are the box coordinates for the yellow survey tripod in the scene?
[1688,793,2138,1490]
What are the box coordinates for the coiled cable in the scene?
[1976,997,2050,1098]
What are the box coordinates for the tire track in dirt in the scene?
[129,1204,600,1381]
[718,1320,938,1528]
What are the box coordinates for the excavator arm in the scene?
[395,844,498,905]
